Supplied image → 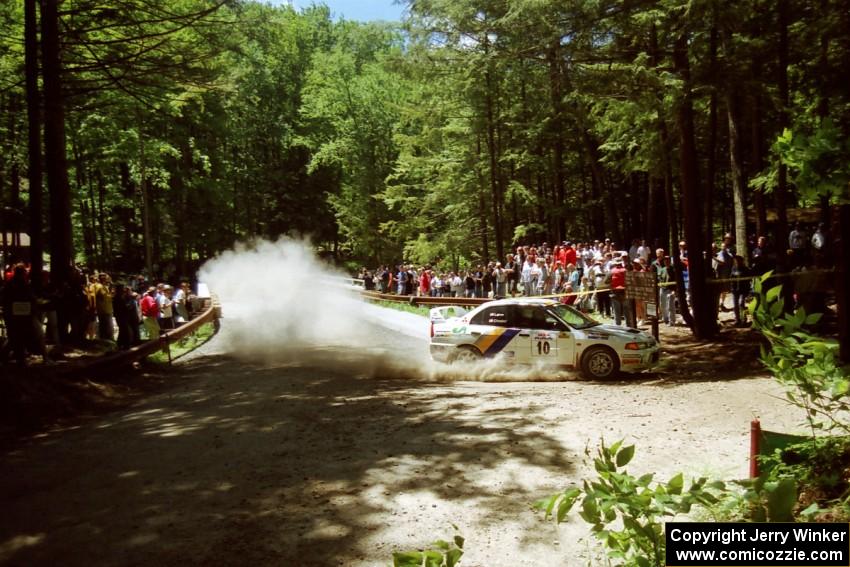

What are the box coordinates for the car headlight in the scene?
[625,341,653,350]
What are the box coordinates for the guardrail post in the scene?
[161,334,172,364]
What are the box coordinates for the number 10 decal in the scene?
[536,340,551,355]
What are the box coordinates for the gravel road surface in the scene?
[0,303,805,566]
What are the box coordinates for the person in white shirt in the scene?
[157,285,175,330]
[172,281,190,324]
[494,263,507,297]
[521,257,538,296]
[450,272,463,297]
[431,273,443,297]
[636,239,651,264]
[811,223,826,251]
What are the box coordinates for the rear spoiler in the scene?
[429,305,469,323]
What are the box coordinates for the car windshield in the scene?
[546,304,600,330]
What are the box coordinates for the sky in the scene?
[278,0,406,22]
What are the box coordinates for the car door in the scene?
[513,305,566,363]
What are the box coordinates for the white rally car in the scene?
[429,298,659,380]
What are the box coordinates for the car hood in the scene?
[584,324,649,340]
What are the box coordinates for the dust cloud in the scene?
[198,238,577,382]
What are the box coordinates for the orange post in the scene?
[750,419,761,478]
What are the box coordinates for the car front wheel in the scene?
[580,346,620,380]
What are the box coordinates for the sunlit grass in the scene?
[147,322,216,364]
[366,299,430,318]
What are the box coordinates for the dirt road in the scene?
[0,308,805,567]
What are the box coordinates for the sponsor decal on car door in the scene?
[531,330,558,360]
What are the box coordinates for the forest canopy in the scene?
[1,0,848,278]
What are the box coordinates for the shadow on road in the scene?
[0,351,575,566]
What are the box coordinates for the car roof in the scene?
[480,298,559,308]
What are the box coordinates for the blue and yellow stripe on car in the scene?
[473,328,521,357]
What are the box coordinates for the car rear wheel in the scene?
[452,345,482,363]
[580,346,620,380]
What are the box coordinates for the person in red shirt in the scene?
[563,242,577,268]
[419,269,431,297]
[609,259,628,326]
[140,287,160,339]
[632,258,648,324]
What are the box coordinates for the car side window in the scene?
[514,305,548,330]
[470,307,511,327]
[544,314,567,331]
[514,306,566,331]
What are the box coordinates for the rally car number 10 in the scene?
[429,298,659,380]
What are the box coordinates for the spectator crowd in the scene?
[1,264,203,366]
[358,221,835,330]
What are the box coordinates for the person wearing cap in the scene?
[158,285,175,331]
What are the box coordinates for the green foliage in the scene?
[773,120,850,203]
[536,440,725,567]
[147,322,216,364]
[758,436,850,514]
[748,272,847,435]
[298,21,407,263]
[392,529,464,567]
[715,476,799,523]
[3,0,850,283]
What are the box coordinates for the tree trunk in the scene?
[775,0,791,266]
[476,135,490,261]
[726,90,748,263]
[41,0,73,287]
[674,33,715,339]
[838,205,850,363]
[588,164,604,238]
[86,166,99,264]
[71,136,95,261]
[483,79,502,262]
[705,22,718,248]
[119,162,136,259]
[750,82,768,239]
[25,0,43,288]
[581,131,620,244]
[647,174,657,246]
[817,0,831,225]
[548,40,566,242]
[139,123,153,277]
[175,135,192,278]
[96,170,110,264]
[483,35,503,262]
[649,23,681,260]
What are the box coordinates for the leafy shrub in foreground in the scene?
[392,529,464,567]
[536,440,726,567]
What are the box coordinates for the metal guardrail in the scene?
[360,290,490,307]
[61,299,220,379]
